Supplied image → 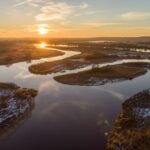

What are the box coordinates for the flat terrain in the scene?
[0,39,149,86]
[54,63,149,86]
[29,40,150,75]
[0,41,64,65]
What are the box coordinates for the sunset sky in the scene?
[0,0,150,38]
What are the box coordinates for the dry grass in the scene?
[0,83,18,89]
[54,63,148,85]
[107,89,150,150]
[29,50,117,74]
[0,42,64,65]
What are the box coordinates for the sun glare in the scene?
[40,42,47,48]
[38,27,48,35]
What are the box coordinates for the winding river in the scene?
[0,44,150,150]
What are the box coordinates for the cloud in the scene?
[121,11,150,21]
[83,22,122,27]
[13,0,44,7]
[13,1,90,23]
[35,2,88,21]
[35,2,73,21]
[75,10,104,17]
[78,3,88,9]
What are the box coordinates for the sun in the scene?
[38,27,48,35]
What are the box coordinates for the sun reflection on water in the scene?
[35,42,47,49]
[40,42,47,48]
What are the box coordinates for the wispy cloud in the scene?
[35,2,88,21]
[83,22,122,28]
[13,0,30,7]
[13,0,44,7]
[78,3,88,9]
[35,2,73,21]
[75,10,104,17]
[121,11,150,21]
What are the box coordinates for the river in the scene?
[0,44,150,150]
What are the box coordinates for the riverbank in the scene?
[107,89,150,150]
[0,82,37,126]
[29,42,150,75]
[54,63,149,86]
[0,38,150,150]
[0,42,64,66]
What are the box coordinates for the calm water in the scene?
[0,44,150,150]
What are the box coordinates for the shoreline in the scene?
[54,63,149,86]
[107,89,150,150]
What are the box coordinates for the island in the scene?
[107,89,150,150]
[54,63,149,86]
[0,82,38,139]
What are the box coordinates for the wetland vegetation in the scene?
[0,37,150,150]
[107,89,150,150]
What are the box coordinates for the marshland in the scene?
[0,37,150,150]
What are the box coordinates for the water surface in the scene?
[0,44,150,150]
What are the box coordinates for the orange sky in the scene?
[0,0,150,38]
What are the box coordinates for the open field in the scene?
[0,41,64,66]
